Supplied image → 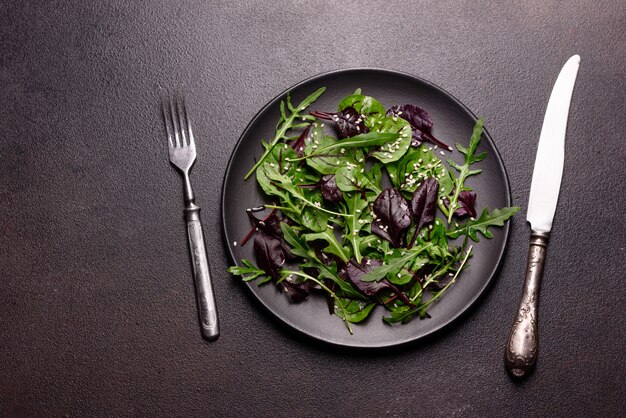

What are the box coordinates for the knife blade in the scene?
[504,55,580,378]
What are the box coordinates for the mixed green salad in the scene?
[228,87,518,334]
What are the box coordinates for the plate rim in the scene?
[221,67,513,348]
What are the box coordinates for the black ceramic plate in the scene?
[222,69,511,348]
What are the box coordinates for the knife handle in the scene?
[504,230,549,378]
[185,203,220,341]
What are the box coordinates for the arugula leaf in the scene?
[245,87,325,179]
[344,192,370,263]
[447,207,520,241]
[304,230,350,263]
[227,260,266,282]
[281,223,364,300]
[446,118,487,223]
[360,244,432,282]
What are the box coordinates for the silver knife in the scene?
[504,55,581,378]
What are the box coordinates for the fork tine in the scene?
[181,96,195,148]
[169,96,181,148]
[176,95,188,147]
[161,95,175,148]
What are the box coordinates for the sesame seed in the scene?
[233,241,238,247]
[397,273,402,278]
[440,151,445,156]
[434,145,438,150]
[358,158,364,163]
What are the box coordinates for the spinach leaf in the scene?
[366,115,412,163]
[334,298,377,323]
[338,93,386,115]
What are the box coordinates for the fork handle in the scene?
[185,204,219,341]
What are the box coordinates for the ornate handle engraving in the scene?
[504,231,549,378]
[186,206,219,341]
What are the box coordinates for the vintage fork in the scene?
[162,95,219,341]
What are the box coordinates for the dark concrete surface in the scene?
[1,1,624,416]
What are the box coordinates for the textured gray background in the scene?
[1,1,625,417]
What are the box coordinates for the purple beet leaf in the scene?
[408,178,439,248]
[282,279,315,303]
[310,107,368,139]
[455,191,477,218]
[387,104,451,150]
[253,231,286,281]
[289,123,311,157]
[346,258,415,307]
[411,178,439,230]
[319,174,344,203]
[346,258,388,295]
[372,188,412,248]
